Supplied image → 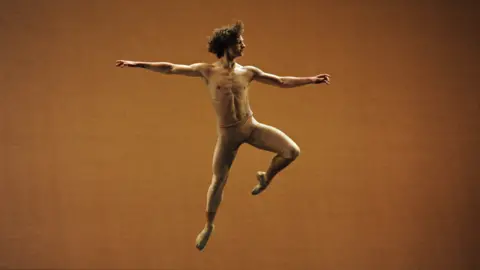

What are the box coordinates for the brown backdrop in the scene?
[1,0,479,269]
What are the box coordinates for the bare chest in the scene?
[207,68,252,97]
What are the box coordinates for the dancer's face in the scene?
[228,36,246,58]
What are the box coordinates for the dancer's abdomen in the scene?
[211,87,253,128]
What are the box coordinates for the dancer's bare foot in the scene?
[195,224,214,251]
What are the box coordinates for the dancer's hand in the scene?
[116,60,136,68]
[313,74,331,85]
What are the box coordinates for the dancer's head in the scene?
[207,20,246,59]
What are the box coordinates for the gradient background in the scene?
[1,0,479,269]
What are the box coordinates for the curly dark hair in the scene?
[207,21,244,58]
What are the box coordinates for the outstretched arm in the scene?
[247,66,330,88]
[116,60,208,77]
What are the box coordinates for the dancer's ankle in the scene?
[206,211,215,228]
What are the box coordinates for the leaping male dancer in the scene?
[116,21,331,251]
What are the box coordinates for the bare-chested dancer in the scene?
[116,21,330,251]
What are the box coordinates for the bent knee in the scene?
[282,145,300,160]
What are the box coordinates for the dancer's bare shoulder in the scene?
[191,62,214,77]
[242,65,261,74]
[236,64,257,82]
[241,65,272,82]
[242,65,285,86]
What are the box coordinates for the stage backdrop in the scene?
[1,0,479,269]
